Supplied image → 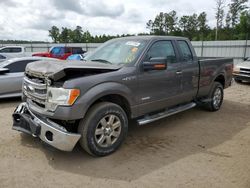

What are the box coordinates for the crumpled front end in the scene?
[12,103,81,152]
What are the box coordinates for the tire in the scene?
[204,82,224,112]
[78,102,128,156]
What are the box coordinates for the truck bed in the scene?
[198,58,233,97]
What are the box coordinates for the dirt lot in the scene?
[0,83,249,188]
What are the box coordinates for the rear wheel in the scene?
[204,82,224,112]
[78,102,128,156]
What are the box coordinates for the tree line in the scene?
[48,0,249,43]
[0,40,47,44]
[146,0,250,40]
[48,26,136,43]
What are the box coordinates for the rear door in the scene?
[0,60,38,96]
[137,40,183,115]
[176,40,199,102]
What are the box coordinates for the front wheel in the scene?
[204,82,224,112]
[78,102,128,156]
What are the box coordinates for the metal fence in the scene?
[192,40,250,64]
[0,43,101,53]
[1,40,249,63]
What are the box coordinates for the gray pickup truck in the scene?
[12,36,233,156]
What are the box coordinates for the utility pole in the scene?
[243,33,249,60]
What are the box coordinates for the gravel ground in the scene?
[0,82,249,188]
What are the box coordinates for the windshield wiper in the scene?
[90,59,112,64]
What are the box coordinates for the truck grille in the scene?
[239,68,250,76]
[23,76,47,107]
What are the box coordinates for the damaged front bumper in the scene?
[12,103,81,152]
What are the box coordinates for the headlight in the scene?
[46,87,80,107]
[233,66,240,74]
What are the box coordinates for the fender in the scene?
[77,82,135,118]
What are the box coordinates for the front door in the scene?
[0,72,23,96]
[137,40,183,116]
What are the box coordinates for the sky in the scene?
[0,0,234,41]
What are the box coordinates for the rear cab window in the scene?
[72,47,84,54]
[177,41,193,62]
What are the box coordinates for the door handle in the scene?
[176,71,182,75]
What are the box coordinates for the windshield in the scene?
[0,59,12,68]
[0,55,6,59]
[84,39,147,65]
[67,54,83,60]
[50,47,64,55]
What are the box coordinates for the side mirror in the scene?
[0,68,9,75]
[143,57,167,71]
[243,57,249,61]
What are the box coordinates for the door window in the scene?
[51,47,64,55]
[5,60,38,73]
[65,47,71,53]
[144,41,176,63]
[0,48,11,53]
[0,47,22,53]
[10,48,22,53]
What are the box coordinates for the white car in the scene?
[0,57,58,99]
[0,46,27,58]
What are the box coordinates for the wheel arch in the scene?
[89,94,131,119]
[79,82,134,120]
[214,74,225,88]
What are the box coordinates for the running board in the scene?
[137,102,196,126]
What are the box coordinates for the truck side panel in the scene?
[197,58,233,98]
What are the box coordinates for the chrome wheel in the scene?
[95,114,122,148]
[213,88,222,109]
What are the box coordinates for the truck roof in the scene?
[114,35,189,41]
[3,56,59,63]
[0,46,24,49]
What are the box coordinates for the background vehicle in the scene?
[0,57,57,99]
[13,36,233,156]
[233,57,250,82]
[0,46,27,58]
[32,46,86,60]
[0,46,29,59]
[66,54,85,61]
[0,46,25,54]
[0,54,8,62]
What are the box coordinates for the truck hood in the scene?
[236,61,250,68]
[25,60,121,81]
